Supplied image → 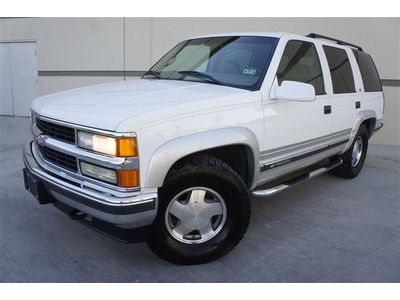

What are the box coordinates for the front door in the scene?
[259,39,332,183]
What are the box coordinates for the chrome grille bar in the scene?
[37,144,78,172]
[35,118,75,143]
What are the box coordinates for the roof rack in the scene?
[306,33,363,52]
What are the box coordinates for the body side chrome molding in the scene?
[252,157,343,197]
[260,138,349,172]
[256,142,346,186]
[260,128,351,161]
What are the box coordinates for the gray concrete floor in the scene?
[0,116,399,282]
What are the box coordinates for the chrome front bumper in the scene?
[23,141,158,228]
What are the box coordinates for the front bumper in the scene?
[23,141,158,228]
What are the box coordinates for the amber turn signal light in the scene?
[116,137,138,157]
[117,169,140,187]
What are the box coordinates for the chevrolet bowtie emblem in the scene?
[35,134,46,146]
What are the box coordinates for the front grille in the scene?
[35,118,75,143]
[37,144,78,172]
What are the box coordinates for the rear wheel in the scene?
[332,124,369,179]
[147,154,251,265]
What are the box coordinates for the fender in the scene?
[342,109,377,153]
[145,127,260,189]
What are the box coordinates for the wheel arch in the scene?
[343,110,377,153]
[145,127,260,189]
[362,118,377,139]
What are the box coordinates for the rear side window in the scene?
[352,50,382,92]
[323,46,355,94]
[276,40,325,95]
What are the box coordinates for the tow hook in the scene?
[69,209,87,220]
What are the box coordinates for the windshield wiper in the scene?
[178,71,224,86]
[142,70,161,79]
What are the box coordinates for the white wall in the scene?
[0,18,125,95]
[150,18,399,79]
[0,17,398,145]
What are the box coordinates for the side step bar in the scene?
[251,157,343,198]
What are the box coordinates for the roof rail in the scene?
[306,33,363,52]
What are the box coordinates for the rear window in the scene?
[352,50,382,92]
[323,46,355,94]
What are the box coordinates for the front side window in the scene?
[323,46,355,94]
[276,40,325,95]
[146,36,279,91]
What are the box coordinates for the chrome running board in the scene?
[251,157,343,198]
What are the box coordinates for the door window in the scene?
[276,40,325,95]
[323,46,355,94]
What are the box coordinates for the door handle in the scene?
[355,101,361,109]
[324,105,331,115]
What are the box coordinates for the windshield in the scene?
[145,36,279,91]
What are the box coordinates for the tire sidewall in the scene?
[149,169,250,263]
[349,125,369,175]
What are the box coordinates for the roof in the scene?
[186,32,364,52]
[188,32,287,39]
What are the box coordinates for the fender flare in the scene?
[343,110,377,153]
[145,127,260,189]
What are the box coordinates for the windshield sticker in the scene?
[243,69,257,75]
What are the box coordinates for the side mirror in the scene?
[272,80,316,102]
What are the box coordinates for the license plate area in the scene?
[23,168,55,204]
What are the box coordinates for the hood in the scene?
[32,79,252,131]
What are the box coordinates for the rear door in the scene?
[322,45,359,137]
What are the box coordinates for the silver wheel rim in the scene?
[352,136,363,167]
[165,187,227,244]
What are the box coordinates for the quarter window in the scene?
[352,50,382,92]
[323,46,355,94]
[276,40,325,95]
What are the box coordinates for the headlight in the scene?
[80,162,117,184]
[77,131,137,157]
[80,161,140,187]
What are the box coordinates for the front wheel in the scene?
[332,124,369,179]
[147,154,251,265]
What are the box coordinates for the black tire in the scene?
[147,154,251,265]
[331,124,369,179]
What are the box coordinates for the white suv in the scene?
[23,32,384,264]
